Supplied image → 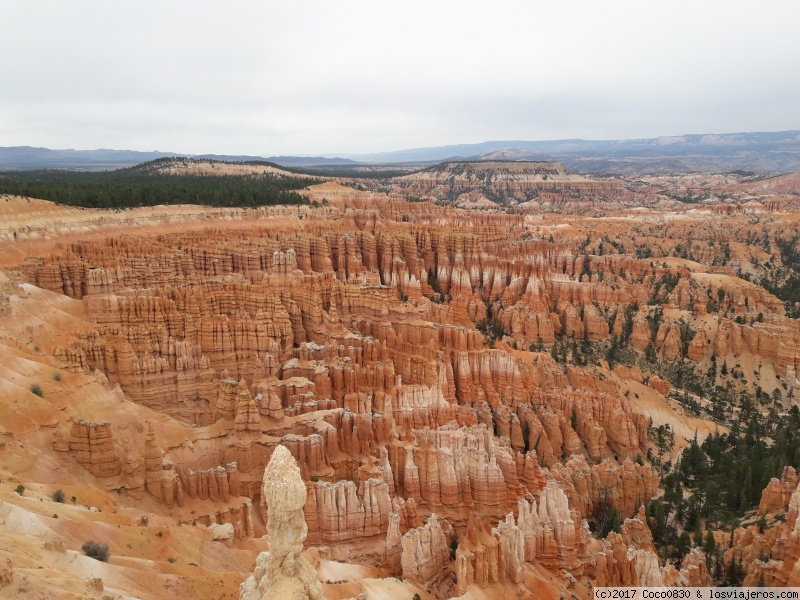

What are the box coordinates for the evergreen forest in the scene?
[0,158,315,208]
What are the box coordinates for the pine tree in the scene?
[674,532,691,562]
[725,560,735,585]
[739,466,753,509]
[703,530,716,558]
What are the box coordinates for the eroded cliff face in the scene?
[5,176,800,599]
[393,161,621,206]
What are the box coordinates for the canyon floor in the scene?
[1,163,800,599]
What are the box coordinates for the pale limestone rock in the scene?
[513,482,588,575]
[680,548,713,586]
[209,523,235,542]
[385,511,402,574]
[494,512,525,584]
[400,513,450,588]
[239,445,324,600]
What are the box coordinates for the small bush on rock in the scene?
[82,541,109,562]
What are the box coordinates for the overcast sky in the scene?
[1,0,798,156]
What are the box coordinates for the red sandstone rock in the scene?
[648,375,670,396]
[11,183,800,599]
[68,421,121,477]
[143,422,183,508]
[548,455,659,520]
[455,513,500,589]
[630,316,653,351]
[759,467,799,515]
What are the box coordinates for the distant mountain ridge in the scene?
[0,147,176,170]
[0,147,356,171]
[2,130,799,173]
[340,131,800,173]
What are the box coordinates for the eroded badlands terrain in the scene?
[1,163,800,599]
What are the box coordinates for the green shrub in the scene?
[14,484,24,495]
[54,373,62,382]
[756,517,768,533]
[30,384,43,397]
[52,489,65,503]
[82,541,109,562]
[449,533,459,560]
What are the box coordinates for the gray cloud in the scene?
[1,0,798,155]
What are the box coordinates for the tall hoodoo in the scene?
[240,445,324,600]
